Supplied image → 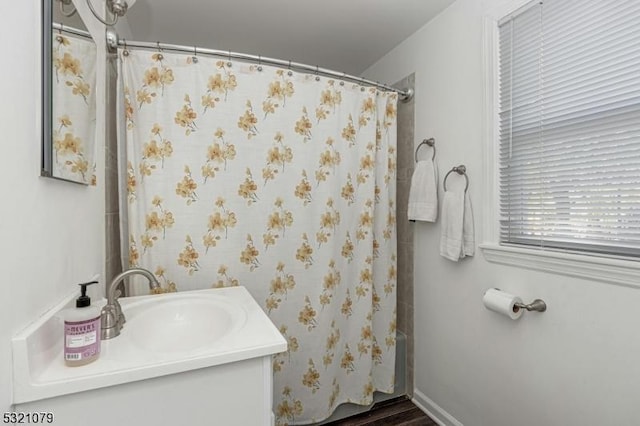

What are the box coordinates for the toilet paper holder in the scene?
[514,299,547,313]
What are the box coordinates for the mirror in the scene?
[43,0,97,185]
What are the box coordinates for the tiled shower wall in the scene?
[105,54,122,286]
[395,74,415,397]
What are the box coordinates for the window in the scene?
[497,0,640,258]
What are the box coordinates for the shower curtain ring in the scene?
[315,65,320,81]
[257,55,262,72]
[122,39,129,57]
[340,72,346,86]
[55,24,63,43]
[227,50,232,67]
[192,46,198,63]
[155,41,163,60]
[288,60,293,76]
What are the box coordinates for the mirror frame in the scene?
[41,0,55,180]
[42,0,97,185]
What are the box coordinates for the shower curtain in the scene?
[118,48,397,425]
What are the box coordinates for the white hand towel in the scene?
[408,159,438,222]
[440,191,475,261]
[462,192,475,257]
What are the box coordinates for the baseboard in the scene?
[412,389,464,426]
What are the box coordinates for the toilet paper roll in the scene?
[483,288,523,320]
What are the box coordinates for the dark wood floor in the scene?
[325,397,437,426]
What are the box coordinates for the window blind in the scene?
[498,0,640,257]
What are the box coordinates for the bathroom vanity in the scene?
[12,287,286,426]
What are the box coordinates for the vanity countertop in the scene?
[12,286,286,404]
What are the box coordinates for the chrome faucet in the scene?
[101,268,161,340]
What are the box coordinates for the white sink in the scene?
[124,293,247,354]
[12,287,287,404]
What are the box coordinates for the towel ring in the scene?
[443,165,469,192]
[415,138,436,162]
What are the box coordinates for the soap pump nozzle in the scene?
[77,280,99,308]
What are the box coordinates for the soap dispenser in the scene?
[64,280,101,367]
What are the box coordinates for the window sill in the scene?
[479,244,640,289]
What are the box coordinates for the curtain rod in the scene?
[108,32,413,102]
[52,22,92,40]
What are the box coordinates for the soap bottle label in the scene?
[64,317,101,361]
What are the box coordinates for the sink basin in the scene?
[124,293,247,354]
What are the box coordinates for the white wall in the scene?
[0,0,105,411]
[364,0,640,425]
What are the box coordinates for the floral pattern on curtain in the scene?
[119,49,397,425]
[52,32,97,185]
